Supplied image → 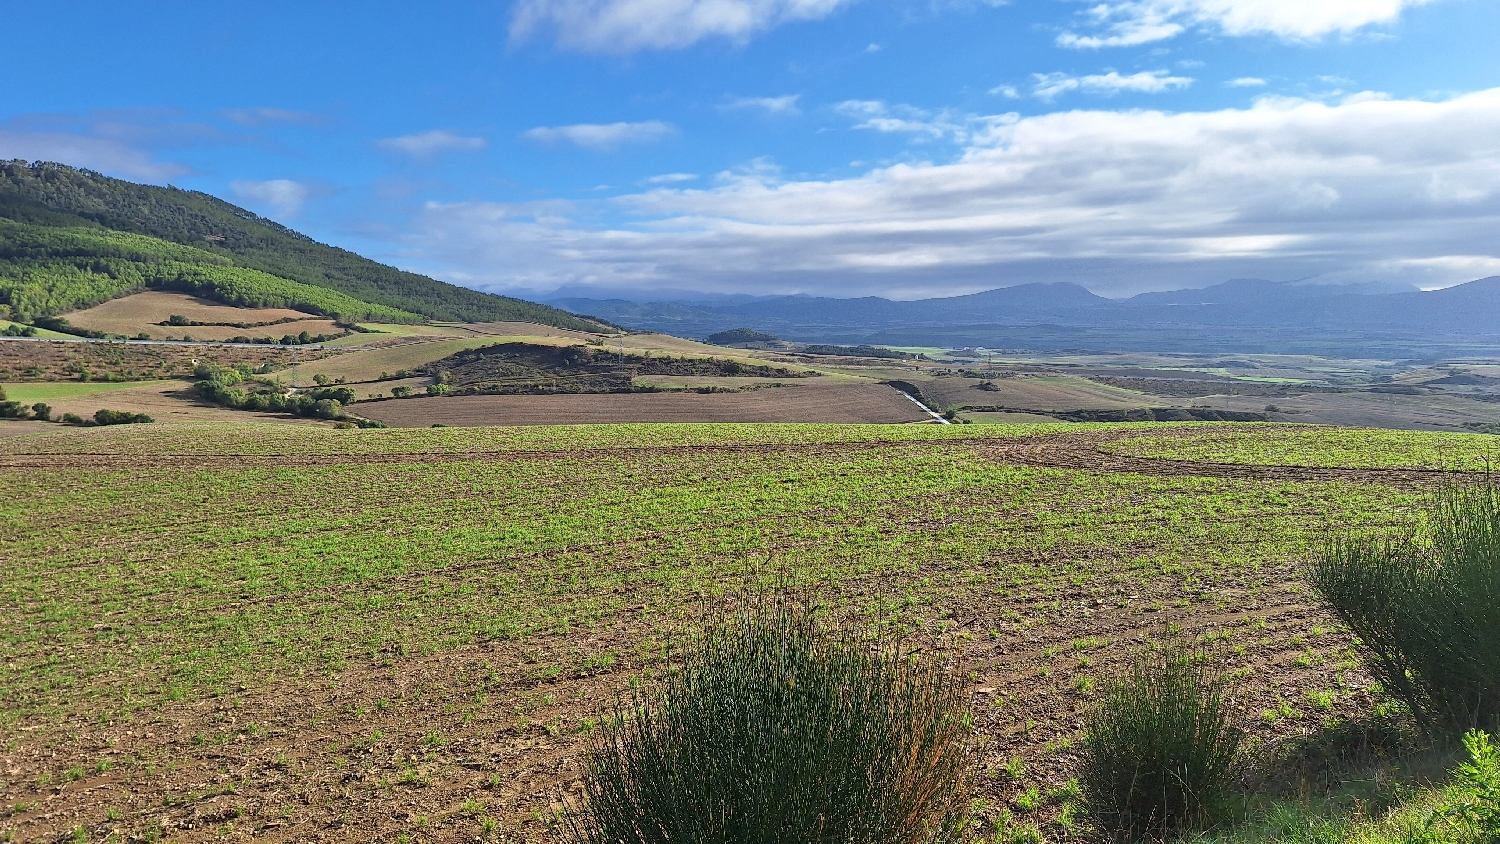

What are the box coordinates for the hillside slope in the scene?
[0,160,599,329]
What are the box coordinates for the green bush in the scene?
[1308,480,1500,737]
[92,409,152,425]
[1079,644,1242,843]
[31,402,51,421]
[567,596,974,844]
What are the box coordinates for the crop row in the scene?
[0,431,1415,727]
[1105,427,1500,470]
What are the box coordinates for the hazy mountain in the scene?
[559,277,1500,356]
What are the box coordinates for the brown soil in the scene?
[0,561,1364,844]
[17,383,325,427]
[355,384,932,426]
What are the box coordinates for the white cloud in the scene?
[1227,77,1268,87]
[0,129,188,182]
[229,179,313,218]
[1032,70,1194,100]
[510,0,852,52]
[220,107,323,127]
[1059,0,1438,49]
[720,95,801,116]
[398,88,1500,298]
[989,85,1021,99]
[522,121,676,150]
[377,130,487,157]
[643,173,700,184]
[835,100,1013,143]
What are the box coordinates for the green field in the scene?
[0,320,74,339]
[1108,426,1500,470]
[0,380,171,401]
[1,420,1491,843]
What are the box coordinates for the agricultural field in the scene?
[0,420,1484,842]
[62,292,339,342]
[0,340,337,384]
[355,383,929,426]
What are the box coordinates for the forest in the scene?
[0,160,601,329]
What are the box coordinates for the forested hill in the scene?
[0,160,599,329]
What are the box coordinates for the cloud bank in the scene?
[402,87,1500,299]
[510,0,852,52]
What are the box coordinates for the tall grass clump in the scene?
[1079,644,1243,843]
[566,595,974,844]
[1308,479,1500,737]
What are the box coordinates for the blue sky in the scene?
[3,0,1498,300]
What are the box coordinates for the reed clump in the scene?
[1078,643,1242,843]
[1309,479,1500,737]
[567,595,973,844]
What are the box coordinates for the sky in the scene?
[3,0,1499,302]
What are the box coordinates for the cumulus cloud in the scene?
[720,95,801,116]
[377,130,487,157]
[1059,0,1438,49]
[398,87,1500,298]
[510,0,852,52]
[522,121,676,150]
[1032,69,1194,100]
[230,179,314,218]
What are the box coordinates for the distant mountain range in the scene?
[550,278,1500,357]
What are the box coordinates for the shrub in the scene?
[390,385,413,398]
[1308,480,1500,736]
[426,383,450,396]
[567,596,974,844]
[31,402,52,421]
[93,409,152,425]
[0,400,30,419]
[312,398,342,419]
[60,412,86,425]
[1079,644,1242,843]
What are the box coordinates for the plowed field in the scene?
[355,384,929,426]
[0,422,1481,843]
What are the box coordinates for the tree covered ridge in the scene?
[0,160,602,329]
